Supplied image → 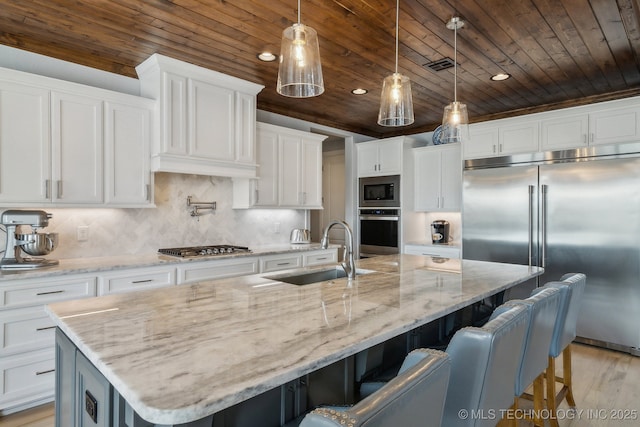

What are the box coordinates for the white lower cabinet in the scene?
[98,265,176,295]
[260,253,303,273]
[404,244,461,259]
[303,249,339,267]
[0,275,97,413]
[177,257,260,284]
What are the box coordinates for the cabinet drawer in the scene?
[260,254,303,273]
[0,276,97,309]
[303,249,338,267]
[0,306,55,356]
[0,348,55,410]
[404,245,461,259]
[177,258,259,284]
[99,266,175,295]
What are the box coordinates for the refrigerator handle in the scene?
[541,184,548,268]
[528,185,534,267]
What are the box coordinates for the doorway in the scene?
[311,136,346,250]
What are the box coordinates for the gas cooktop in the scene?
[158,245,251,258]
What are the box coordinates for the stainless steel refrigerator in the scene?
[463,144,640,356]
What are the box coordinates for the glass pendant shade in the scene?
[441,101,469,143]
[378,72,414,126]
[277,23,324,97]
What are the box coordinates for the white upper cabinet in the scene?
[541,114,589,150]
[0,66,154,207]
[466,119,538,159]
[0,81,50,204]
[467,96,640,159]
[104,99,154,206]
[234,122,326,209]
[136,54,264,178]
[414,144,462,212]
[357,138,403,177]
[51,91,103,204]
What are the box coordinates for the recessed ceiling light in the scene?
[258,52,277,62]
[491,72,511,81]
[351,88,368,95]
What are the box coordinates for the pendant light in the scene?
[377,0,414,127]
[441,16,469,143]
[276,0,324,98]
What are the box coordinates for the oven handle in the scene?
[359,215,399,221]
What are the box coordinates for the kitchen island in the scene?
[46,255,542,426]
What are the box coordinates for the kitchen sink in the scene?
[270,266,374,285]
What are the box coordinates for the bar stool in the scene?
[535,273,586,427]
[442,304,529,427]
[298,348,450,427]
[497,286,562,426]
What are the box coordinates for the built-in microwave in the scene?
[358,175,400,208]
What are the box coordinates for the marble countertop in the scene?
[0,243,334,282]
[46,255,542,425]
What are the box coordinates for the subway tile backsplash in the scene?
[41,173,306,259]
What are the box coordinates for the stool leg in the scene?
[563,344,576,408]
[532,373,545,427]
[546,356,560,427]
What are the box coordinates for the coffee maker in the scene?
[1,210,59,270]
[431,220,450,244]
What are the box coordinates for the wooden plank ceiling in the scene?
[1,0,640,138]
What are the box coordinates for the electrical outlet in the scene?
[273,222,281,234]
[77,226,89,242]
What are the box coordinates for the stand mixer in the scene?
[1,210,59,270]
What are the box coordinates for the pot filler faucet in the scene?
[321,220,356,280]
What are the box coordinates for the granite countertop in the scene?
[46,255,543,425]
[0,243,335,282]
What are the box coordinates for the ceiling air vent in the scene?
[425,57,455,72]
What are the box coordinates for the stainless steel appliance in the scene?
[359,175,400,208]
[158,245,251,257]
[431,220,450,244]
[463,143,640,356]
[1,209,59,270]
[359,209,399,258]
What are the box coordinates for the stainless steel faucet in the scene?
[321,220,356,280]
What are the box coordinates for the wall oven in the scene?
[359,209,400,258]
[359,175,400,208]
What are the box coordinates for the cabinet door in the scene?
[0,82,50,203]
[541,114,588,151]
[500,121,539,154]
[161,71,188,155]
[279,134,303,206]
[357,143,380,177]
[465,125,498,159]
[254,128,279,206]
[104,101,152,206]
[378,140,402,175]
[235,92,256,164]
[301,138,322,208]
[76,351,112,427]
[440,144,462,211]
[51,92,103,204]
[414,148,441,211]
[590,106,640,146]
[189,78,235,161]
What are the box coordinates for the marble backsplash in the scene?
[25,173,307,260]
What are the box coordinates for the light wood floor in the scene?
[0,343,638,427]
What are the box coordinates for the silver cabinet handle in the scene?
[36,290,64,296]
[36,326,56,331]
[36,369,55,376]
[492,144,497,153]
[45,179,51,199]
[541,184,548,268]
[146,184,151,201]
[57,180,63,199]
[132,279,154,284]
[528,185,534,267]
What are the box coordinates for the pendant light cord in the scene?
[454,21,458,103]
[394,0,399,74]
[297,0,301,24]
